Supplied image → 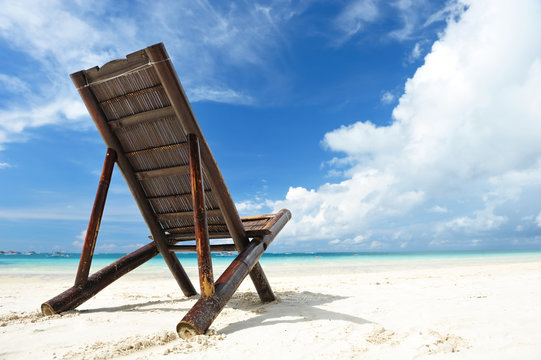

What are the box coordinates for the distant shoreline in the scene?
[2,249,541,257]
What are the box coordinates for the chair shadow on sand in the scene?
[78,296,197,314]
[219,290,371,334]
[78,290,370,334]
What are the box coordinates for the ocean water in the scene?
[2,250,541,276]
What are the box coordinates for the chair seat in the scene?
[149,212,283,243]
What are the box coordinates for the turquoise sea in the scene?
[2,250,541,276]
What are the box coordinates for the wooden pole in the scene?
[42,242,159,315]
[188,134,215,297]
[145,43,276,302]
[71,71,197,297]
[75,148,117,287]
[169,244,237,252]
[176,209,291,338]
[177,240,264,339]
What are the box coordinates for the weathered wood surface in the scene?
[70,71,196,297]
[99,84,164,106]
[145,43,276,301]
[176,209,291,337]
[109,106,175,129]
[42,242,159,315]
[74,148,117,287]
[164,214,278,241]
[44,45,292,337]
[157,209,221,222]
[145,44,247,248]
[134,165,190,180]
[126,142,188,157]
[168,244,237,252]
[146,191,208,202]
[189,134,215,297]
[81,48,150,84]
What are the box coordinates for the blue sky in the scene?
[1,0,541,253]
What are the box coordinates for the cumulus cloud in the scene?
[235,199,267,215]
[273,0,541,250]
[430,205,448,214]
[72,230,86,248]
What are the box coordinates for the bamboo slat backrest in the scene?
[71,43,245,244]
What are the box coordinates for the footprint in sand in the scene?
[366,325,399,346]
[418,330,469,354]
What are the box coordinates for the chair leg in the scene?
[75,148,117,287]
[188,134,215,297]
[160,250,198,297]
[177,240,266,338]
[176,209,291,337]
[42,242,159,315]
[249,263,275,302]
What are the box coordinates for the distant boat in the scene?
[49,251,69,257]
[216,251,234,257]
[8,250,20,255]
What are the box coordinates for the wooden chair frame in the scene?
[41,43,291,338]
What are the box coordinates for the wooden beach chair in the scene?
[41,43,291,338]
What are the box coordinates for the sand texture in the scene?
[1,256,541,359]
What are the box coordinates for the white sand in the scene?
[1,255,541,359]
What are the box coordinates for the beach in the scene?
[1,252,541,359]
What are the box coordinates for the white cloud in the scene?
[333,0,456,45]
[430,205,448,214]
[273,0,541,249]
[0,74,29,94]
[189,86,254,105]
[0,1,138,149]
[0,208,89,221]
[406,41,426,64]
[0,96,88,144]
[389,0,425,41]
[0,162,11,169]
[0,0,302,148]
[380,91,395,104]
[97,243,118,252]
[411,42,422,59]
[369,240,386,249]
[334,0,379,43]
[76,230,87,241]
[235,199,266,215]
[389,0,461,42]
[72,230,86,249]
[442,206,508,233]
[273,170,424,241]
[536,213,541,228]
[0,201,141,222]
[424,1,468,27]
